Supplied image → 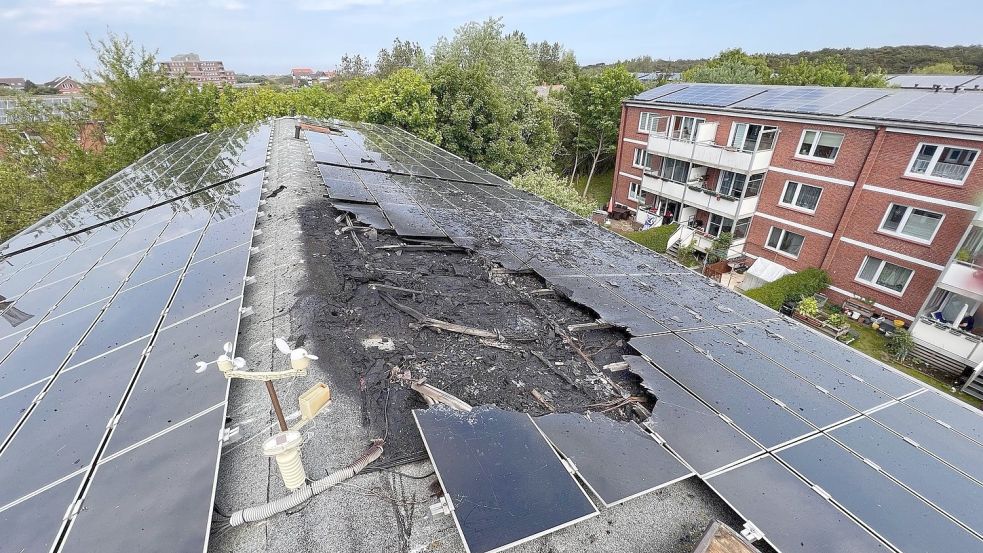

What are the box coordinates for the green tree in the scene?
[913,61,967,74]
[529,41,578,84]
[341,69,439,141]
[682,48,772,84]
[82,31,220,169]
[214,85,339,127]
[567,65,643,194]
[338,53,371,79]
[511,168,598,217]
[375,38,425,77]
[773,57,887,87]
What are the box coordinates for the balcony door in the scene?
[729,123,777,152]
[671,116,705,142]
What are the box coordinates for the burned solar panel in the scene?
[630,334,814,448]
[414,406,597,553]
[624,356,762,475]
[533,411,692,506]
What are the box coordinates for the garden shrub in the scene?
[745,268,831,310]
[623,223,679,253]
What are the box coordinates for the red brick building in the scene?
[611,84,983,332]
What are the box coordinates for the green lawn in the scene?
[845,322,983,409]
[571,170,614,209]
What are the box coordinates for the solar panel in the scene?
[849,90,983,126]
[732,87,889,115]
[829,416,983,532]
[630,334,814,448]
[887,74,978,89]
[414,406,598,553]
[655,84,768,107]
[902,391,983,446]
[0,122,269,553]
[634,83,689,101]
[776,435,983,552]
[624,356,762,475]
[706,456,885,553]
[533,412,692,506]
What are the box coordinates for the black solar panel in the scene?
[634,82,689,101]
[732,87,889,115]
[652,84,768,107]
[849,90,983,126]
[0,123,269,553]
[414,406,598,553]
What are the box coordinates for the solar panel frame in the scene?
[731,87,890,116]
[654,84,769,107]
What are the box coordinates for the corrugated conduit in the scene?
[229,439,384,527]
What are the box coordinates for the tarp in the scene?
[742,257,793,291]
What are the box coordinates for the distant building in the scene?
[292,68,315,86]
[44,76,82,94]
[634,72,681,83]
[0,78,26,91]
[316,70,336,84]
[160,53,237,85]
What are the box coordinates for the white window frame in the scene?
[628,181,642,202]
[877,203,945,244]
[632,147,651,170]
[638,111,658,134]
[764,226,805,259]
[904,142,979,185]
[778,180,823,214]
[855,256,914,296]
[795,129,844,163]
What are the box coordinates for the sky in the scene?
[1,0,981,80]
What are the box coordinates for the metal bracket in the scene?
[244,275,257,285]
[740,521,765,541]
[429,496,452,517]
[239,306,254,319]
[811,484,831,500]
[220,426,241,445]
[63,499,83,521]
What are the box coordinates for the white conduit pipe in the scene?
[229,439,384,527]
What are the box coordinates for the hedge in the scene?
[623,223,679,254]
[744,267,831,310]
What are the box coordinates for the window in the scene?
[670,116,704,142]
[779,181,823,212]
[660,157,691,183]
[906,143,978,184]
[729,123,778,152]
[733,217,751,239]
[879,204,943,242]
[632,148,652,169]
[797,130,843,161]
[856,256,914,294]
[706,214,734,237]
[628,181,642,202]
[717,171,764,198]
[765,227,805,257]
[638,111,659,133]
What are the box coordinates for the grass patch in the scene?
[845,322,983,409]
[571,170,614,208]
[622,223,678,253]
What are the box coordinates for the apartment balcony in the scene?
[647,122,774,173]
[641,173,758,219]
[937,261,983,303]
[911,317,983,370]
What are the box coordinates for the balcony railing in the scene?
[648,131,774,173]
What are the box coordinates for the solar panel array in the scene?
[635,83,983,129]
[309,121,983,553]
[0,123,270,553]
[887,74,981,89]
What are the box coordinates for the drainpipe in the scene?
[609,103,629,213]
[819,125,886,270]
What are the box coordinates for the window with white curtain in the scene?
[797,130,843,161]
[879,204,943,243]
[779,181,823,212]
[856,256,913,294]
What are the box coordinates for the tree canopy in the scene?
[683,49,888,87]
